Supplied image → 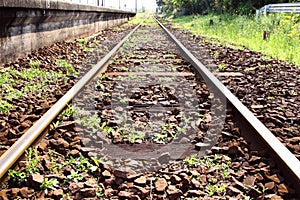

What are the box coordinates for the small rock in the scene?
[35,190,46,199]
[119,183,129,190]
[41,155,51,170]
[104,188,116,196]
[249,155,261,163]
[190,170,200,177]
[181,174,191,187]
[38,141,48,151]
[251,105,264,109]
[79,188,96,197]
[131,195,141,200]
[132,185,149,198]
[243,176,256,187]
[167,185,183,200]
[265,174,284,183]
[52,189,63,199]
[179,137,190,143]
[199,175,207,184]
[285,111,295,118]
[162,174,170,181]
[134,176,147,186]
[155,178,168,192]
[104,177,115,186]
[255,173,264,181]
[258,162,267,168]
[30,174,44,187]
[277,183,294,195]
[68,182,84,194]
[50,138,69,148]
[102,170,111,178]
[19,187,34,198]
[118,190,133,198]
[158,152,170,165]
[115,177,124,186]
[264,194,284,200]
[81,138,91,146]
[68,149,80,156]
[85,178,98,188]
[63,165,72,174]
[0,190,8,199]
[228,145,244,157]
[248,187,262,198]
[195,142,211,150]
[191,179,201,188]
[170,175,181,184]
[58,121,75,130]
[114,169,139,180]
[265,182,275,190]
[10,188,20,197]
[187,190,205,197]
[227,186,243,195]
[231,177,248,190]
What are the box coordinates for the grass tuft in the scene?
[171,13,300,66]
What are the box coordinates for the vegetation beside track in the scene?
[170,13,300,66]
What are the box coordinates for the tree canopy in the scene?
[156,0,300,15]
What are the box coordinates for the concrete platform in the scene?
[0,0,135,64]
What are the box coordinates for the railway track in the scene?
[0,16,299,199]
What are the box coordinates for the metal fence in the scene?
[261,3,300,13]
[257,3,300,18]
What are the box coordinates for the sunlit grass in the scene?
[171,13,300,66]
[126,13,149,25]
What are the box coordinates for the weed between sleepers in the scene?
[8,147,100,194]
[184,154,231,196]
[0,64,70,114]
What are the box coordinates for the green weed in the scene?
[8,170,27,183]
[184,154,199,167]
[78,38,88,44]
[56,59,78,76]
[67,169,83,183]
[29,60,41,67]
[25,147,40,174]
[0,99,14,114]
[172,13,300,66]
[40,178,59,195]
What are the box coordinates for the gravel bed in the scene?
[0,17,297,199]
[0,25,135,156]
[166,23,300,160]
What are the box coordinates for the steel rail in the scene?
[0,21,143,179]
[154,17,300,193]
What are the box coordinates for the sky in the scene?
[105,0,157,11]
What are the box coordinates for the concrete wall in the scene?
[0,0,135,64]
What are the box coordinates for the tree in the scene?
[158,0,300,16]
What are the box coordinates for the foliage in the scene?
[171,13,300,66]
[0,99,14,114]
[29,60,41,67]
[0,65,65,106]
[157,0,300,16]
[8,170,27,183]
[56,59,78,76]
[8,147,40,184]
[25,147,40,174]
[40,178,59,194]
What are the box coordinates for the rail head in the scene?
[0,17,147,180]
[153,16,300,192]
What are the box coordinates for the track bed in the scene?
[0,17,299,199]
